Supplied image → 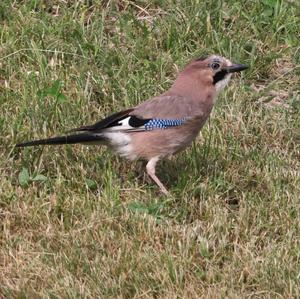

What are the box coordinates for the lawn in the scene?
[1,0,300,298]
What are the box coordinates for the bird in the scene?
[16,55,248,195]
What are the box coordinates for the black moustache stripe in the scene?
[213,70,228,84]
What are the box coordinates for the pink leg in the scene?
[146,157,169,195]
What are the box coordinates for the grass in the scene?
[0,0,300,298]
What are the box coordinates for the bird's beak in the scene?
[224,63,248,73]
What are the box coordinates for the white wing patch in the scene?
[105,117,134,132]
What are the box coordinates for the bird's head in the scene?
[182,55,248,93]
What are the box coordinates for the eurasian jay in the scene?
[16,55,248,195]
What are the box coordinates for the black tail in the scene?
[16,133,104,147]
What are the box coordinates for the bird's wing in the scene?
[71,95,205,134]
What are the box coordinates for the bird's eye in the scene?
[211,62,220,70]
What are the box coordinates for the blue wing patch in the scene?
[144,118,186,130]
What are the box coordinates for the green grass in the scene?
[1,0,300,298]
